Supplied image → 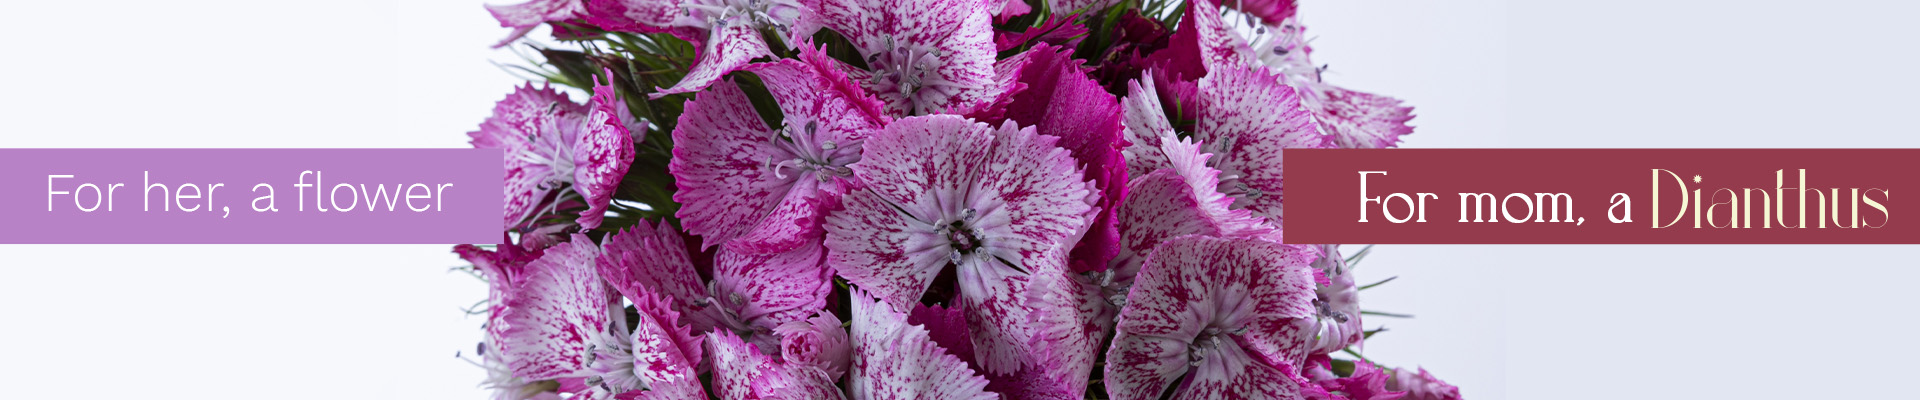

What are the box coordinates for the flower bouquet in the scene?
[452,0,1458,398]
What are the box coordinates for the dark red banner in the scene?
[1282,149,1911,244]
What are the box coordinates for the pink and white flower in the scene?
[707,329,847,400]
[468,76,636,233]
[847,291,998,400]
[586,285,709,399]
[1119,63,1325,232]
[670,56,888,254]
[1387,366,1463,400]
[773,311,853,380]
[1306,244,1364,356]
[485,0,589,47]
[824,115,1097,374]
[589,0,813,97]
[1302,355,1406,400]
[487,0,811,96]
[597,220,835,353]
[1101,134,1276,307]
[1241,13,1415,149]
[1103,236,1321,400]
[812,0,1008,116]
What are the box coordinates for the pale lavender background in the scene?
[2,0,1917,399]
[1,149,502,244]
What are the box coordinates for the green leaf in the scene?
[1360,310,1414,319]
[1357,276,1397,291]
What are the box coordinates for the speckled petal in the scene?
[1223,0,1296,27]
[1108,135,1277,287]
[997,43,1128,274]
[1104,236,1319,400]
[848,291,998,400]
[708,330,781,400]
[711,241,834,337]
[709,330,847,400]
[497,234,615,381]
[572,73,638,230]
[583,0,680,33]
[1119,77,1176,179]
[953,254,1036,375]
[597,220,724,334]
[816,0,999,116]
[823,188,949,312]
[1317,86,1416,149]
[470,84,578,230]
[726,178,836,255]
[670,80,800,249]
[654,20,775,98]
[1196,65,1325,227]
[486,0,587,47]
[774,311,853,380]
[1143,0,1254,82]
[1020,246,1110,399]
[623,286,711,399]
[970,120,1096,277]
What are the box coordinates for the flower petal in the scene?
[572,73,638,230]
[1119,77,1177,179]
[709,329,848,400]
[653,19,776,98]
[774,311,853,381]
[1109,135,1277,288]
[486,0,586,47]
[470,84,579,230]
[497,234,616,381]
[619,286,711,399]
[1143,0,1254,82]
[848,291,998,400]
[1223,0,1297,27]
[583,0,680,33]
[971,120,1097,274]
[670,80,800,249]
[597,220,724,334]
[708,330,781,400]
[997,43,1128,274]
[1316,86,1416,149]
[953,254,1036,374]
[1104,236,1319,400]
[1196,65,1325,227]
[1019,246,1110,399]
[816,0,1000,116]
[823,188,949,312]
[1387,367,1462,400]
[906,303,976,369]
[710,241,834,338]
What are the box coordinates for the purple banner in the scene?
[0,149,502,244]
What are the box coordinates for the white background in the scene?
[2,0,1915,398]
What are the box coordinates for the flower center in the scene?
[1186,325,1249,367]
[766,117,862,182]
[680,0,801,32]
[866,36,950,114]
[939,208,983,264]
